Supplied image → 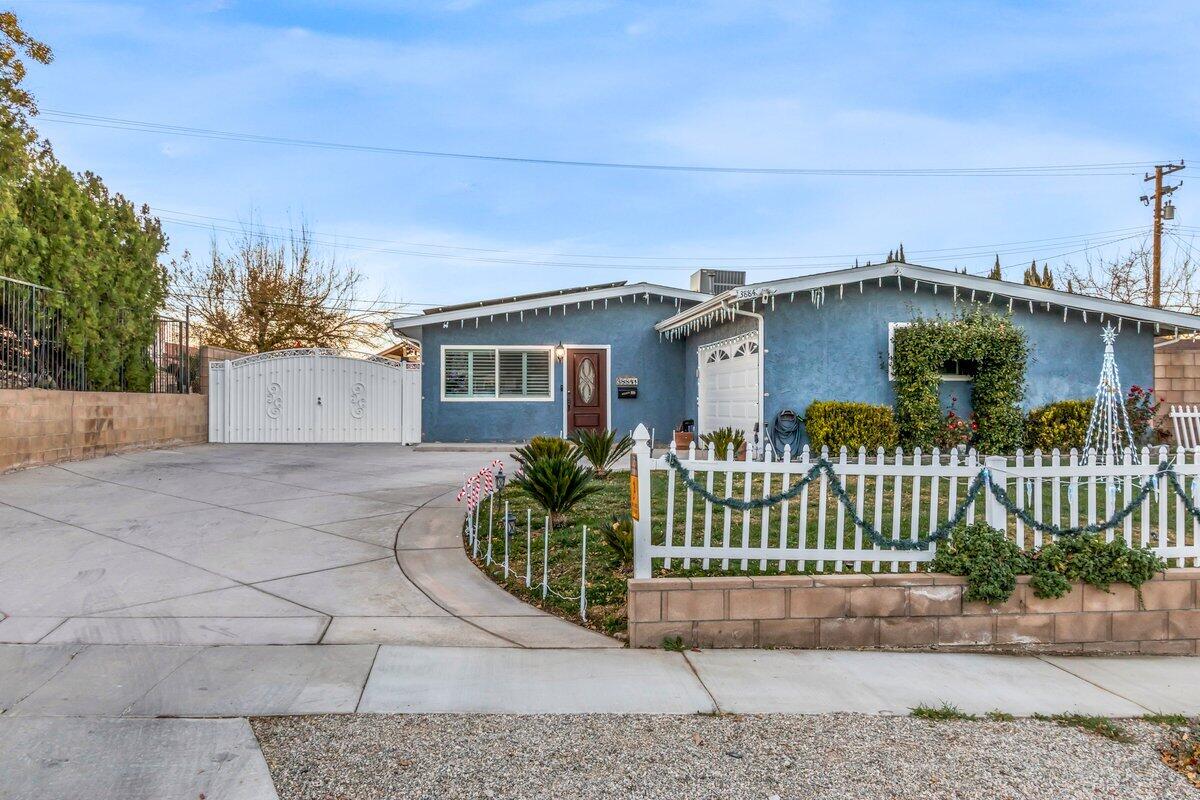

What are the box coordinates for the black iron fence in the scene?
[1,274,197,393]
[0,275,86,390]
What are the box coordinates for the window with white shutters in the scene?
[443,347,552,400]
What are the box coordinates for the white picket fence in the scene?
[1170,405,1200,448]
[628,423,1200,579]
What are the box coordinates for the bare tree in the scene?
[1060,236,1200,315]
[171,220,394,353]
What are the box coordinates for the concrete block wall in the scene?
[1155,339,1200,412]
[0,389,207,472]
[627,570,1200,654]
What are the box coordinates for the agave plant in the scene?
[570,428,633,477]
[699,426,746,457]
[512,453,599,527]
[513,435,577,470]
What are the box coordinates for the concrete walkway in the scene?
[4,445,1200,798]
[6,641,1200,797]
[0,444,611,649]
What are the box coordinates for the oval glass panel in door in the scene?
[577,357,596,404]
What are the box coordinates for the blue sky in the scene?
[10,0,1200,310]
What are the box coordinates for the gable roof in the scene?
[419,281,626,315]
[392,281,710,333]
[654,261,1200,336]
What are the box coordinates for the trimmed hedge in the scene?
[1025,400,1093,452]
[804,400,899,452]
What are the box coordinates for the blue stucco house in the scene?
[391,263,1200,446]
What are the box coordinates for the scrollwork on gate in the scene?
[350,382,366,419]
[265,382,283,419]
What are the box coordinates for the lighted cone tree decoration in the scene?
[1081,324,1138,465]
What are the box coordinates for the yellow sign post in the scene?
[629,453,639,520]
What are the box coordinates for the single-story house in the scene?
[391,262,1200,445]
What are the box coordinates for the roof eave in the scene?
[655,263,1200,334]
[391,281,710,331]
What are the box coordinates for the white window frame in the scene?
[440,345,555,402]
[888,322,972,382]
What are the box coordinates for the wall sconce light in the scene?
[554,342,566,361]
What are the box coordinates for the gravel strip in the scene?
[250,713,1193,799]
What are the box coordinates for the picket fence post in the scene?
[984,454,1007,532]
[632,423,653,579]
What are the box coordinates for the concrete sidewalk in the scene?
[4,643,1198,718]
[6,642,1200,799]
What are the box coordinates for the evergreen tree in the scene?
[988,255,1002,280]
[897,243,905,262]
[0,11,167,390]
[1041,264,1054,289]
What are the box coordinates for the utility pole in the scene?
[1141,161,1185,307]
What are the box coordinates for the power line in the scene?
[154,206,1154,263]
[37,109,1176,178]
[157,213,1151,272]
[165,232,1155,313]
[166,290,423,313]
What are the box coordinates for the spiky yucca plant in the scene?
[570,428,633,477]
[513,435,577,470]
[512,454,599,527]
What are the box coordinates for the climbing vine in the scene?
[891,308,1027,453]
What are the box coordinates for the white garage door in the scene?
[208,349,421,444]
[698,332,761,440]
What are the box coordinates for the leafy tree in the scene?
[0,12,167,390]
[170,220,392,353]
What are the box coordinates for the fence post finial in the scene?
[632,423,652,579]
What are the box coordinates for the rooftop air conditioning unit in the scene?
[690,269,747,294]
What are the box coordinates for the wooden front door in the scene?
[566,348,607,434]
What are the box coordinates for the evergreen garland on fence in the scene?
[661,451,1195,551]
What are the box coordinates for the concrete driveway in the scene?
[0,443,614,649]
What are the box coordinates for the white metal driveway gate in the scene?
[208,349,421,444]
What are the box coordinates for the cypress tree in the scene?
[988,255,1002,280]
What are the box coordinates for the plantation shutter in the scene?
[469,350,496,396]
[443,348,497,398]
[499,349,551,398]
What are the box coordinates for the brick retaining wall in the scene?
[627,570,1200,654]
[0,389,207,472]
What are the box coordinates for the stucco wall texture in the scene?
[420,297,688,443]
[419,280,1155,445]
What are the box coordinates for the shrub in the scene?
[936,397,977,451]
[1127,385,1169,445]
[1028,533,1164,597]
[891,309,1027,454]
[1025,400,1092,452]
[930,522,1029,604]
[603,513,635,568]
[931,522,1165,604]
[513,436,577,469]
[804,401,899,452]
[699,426,746,456]
[511,453,599,528]
[571,429,632,477]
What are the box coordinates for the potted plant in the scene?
[699,427,747,460]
